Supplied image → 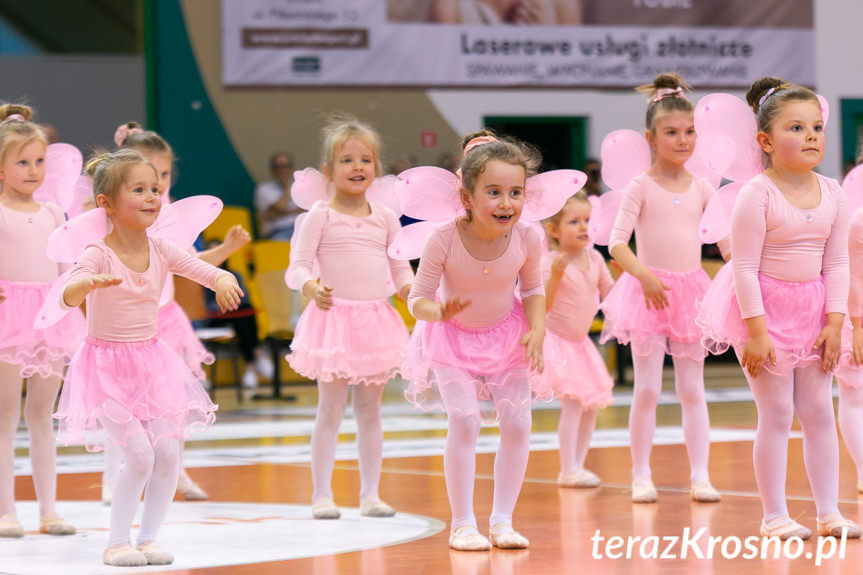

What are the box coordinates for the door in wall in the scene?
[483,116,588,172]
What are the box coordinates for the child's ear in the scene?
[95,194,111,210]
[321,164,331,179]
[756,131,773,154]
[545,220,559,238]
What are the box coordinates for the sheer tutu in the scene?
[287,297,408,385]
[837,320,863,386]
[55,336,217,452]
[599,266,710,358]
[404,300,550,420]
[540,329,614,408]
[0,280,85,378]
[157,300,214,379]
[697,262,825,375]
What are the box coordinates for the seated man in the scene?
[254,152,303,240]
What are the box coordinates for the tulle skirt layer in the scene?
[697,263,825,376]
[836,320,863,387]
[54,336,217,452]
[157,301,214,379]
[540,329,614,408]
[287,297,408,386]
[404,300,550,420]
[0,280,85,378]
[600,267,710,359]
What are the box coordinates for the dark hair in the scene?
[270,152,293,172]
[745,76,820,166]
[635,73,693,132]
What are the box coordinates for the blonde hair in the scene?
[459,137,540,221]
[635,73,693,133]
[85,149,155,203]
[320,115,382,177]
[544,191,591,250]
[0,103,47,166]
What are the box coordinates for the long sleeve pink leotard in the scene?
[731,173,849,319]
[289,201,414,300]
[62,238,230,342]
[407,220,544,328]
[543,249,614,341]
[848,210,863,319]
[608,173,715,272]
[0,202,66,282]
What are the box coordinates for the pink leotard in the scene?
[543,249,614,341]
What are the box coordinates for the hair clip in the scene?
[652,87,686,103]
[0,114,26,126]
[757,87,779,109]
[114,124,144,147]
[462,135,497,157]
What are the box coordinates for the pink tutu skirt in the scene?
[287,297,408,385]
[836,320,863,387]
[0,280,85,378]
[540,329,614,408]
[697,262,825,376]
[599,267,710,359]
[54,336,217,452]
[158,301,214,379]
[404,300,550,420]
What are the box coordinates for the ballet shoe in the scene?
[39,513,76,536]
[102,480,115,506]
[448,525,491,551]
[311,498,341,519]
[0,514,23,538]
[177,475,209,501]
[489,523,530,549]
[759,515,812,540]
[690,481,721,503]
[816,513,863,539]
[137,542,175,565]
[103,544,148,567]
[558,469,601,488]
[359,497,396,517]
[631,478,658,503]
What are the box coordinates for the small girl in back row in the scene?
[405,134,546,551]
[542,191,614,488]
[288,118,413,520]
[700,77,861,540]
[54,149,243,566]
[601,73,722,504]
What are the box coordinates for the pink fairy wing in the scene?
[843,164,863,218]
[600,130,651,191]
[387,220,442,261]
[65,174,94,219]
[817,94,830,127]
[522,170,587,221]
[587,189,622,246]
[46,207,108,263]
[147,195,223,249]
[685,141,723,189]
[698,181,744,244]
[33,270,75,329]
[291,168,330,210]
[694,93,763,182]
[367,175,402,216]
[33,143,83,212]
[394,166,463,220]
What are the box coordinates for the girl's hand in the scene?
[223,225,251,252]
[438,297,471,321]
[814,322,842,373]
[741,333,776,378]
[397,284,412,302]
[520,328,545,373]
[313,283,334,311]
[87,274,122,291]
[215,274,244,313]
[0,286,5,304]
[638,271,670,310]
[550,252,569,278]
[852,328,863,367]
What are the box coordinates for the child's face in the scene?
[328,137,376,196]
[0,139,46,197]
[648,110,695,166]
[463,159,526,235]
[548,200,591,253]
[102,163,162,231]
[761,100,824,172]
[141,151,173,199]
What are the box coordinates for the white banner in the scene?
[221,0,814,88]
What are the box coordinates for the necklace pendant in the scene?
[806,215,813,223]
[673,198,680,205]
[483,266,489,274]
[27,217,33,223]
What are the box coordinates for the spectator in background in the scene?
[582,158,603,197]
[254,152,303,240]
[387,155,415,176]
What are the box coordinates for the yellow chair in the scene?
[254,268,304,398]
[252,240,291,273]
[203,206,254,273]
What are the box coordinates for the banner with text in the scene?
[221,0,814,88]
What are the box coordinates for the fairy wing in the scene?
[522,170,587,222]
[147,195,223,249]
[64,174,94,219]
[394,166,463,220]
[367,174,402,216]
[387,220,442,261]
[698,182,744,244]
[587,190,623,246]
[817,94,830,127]
[33,143,83,212]
[694,93,763,183]
[600,130,651,191]
[844,164,863,218]
[46,207,108,263]
[291,168,330,210]
[33,269,75,329]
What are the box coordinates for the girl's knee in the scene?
[448,412,482,440]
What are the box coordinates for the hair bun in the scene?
[745,77,785,114]
[0,103,33,123]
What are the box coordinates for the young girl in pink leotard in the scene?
[404,135,546,551]
[699,77,862,540]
